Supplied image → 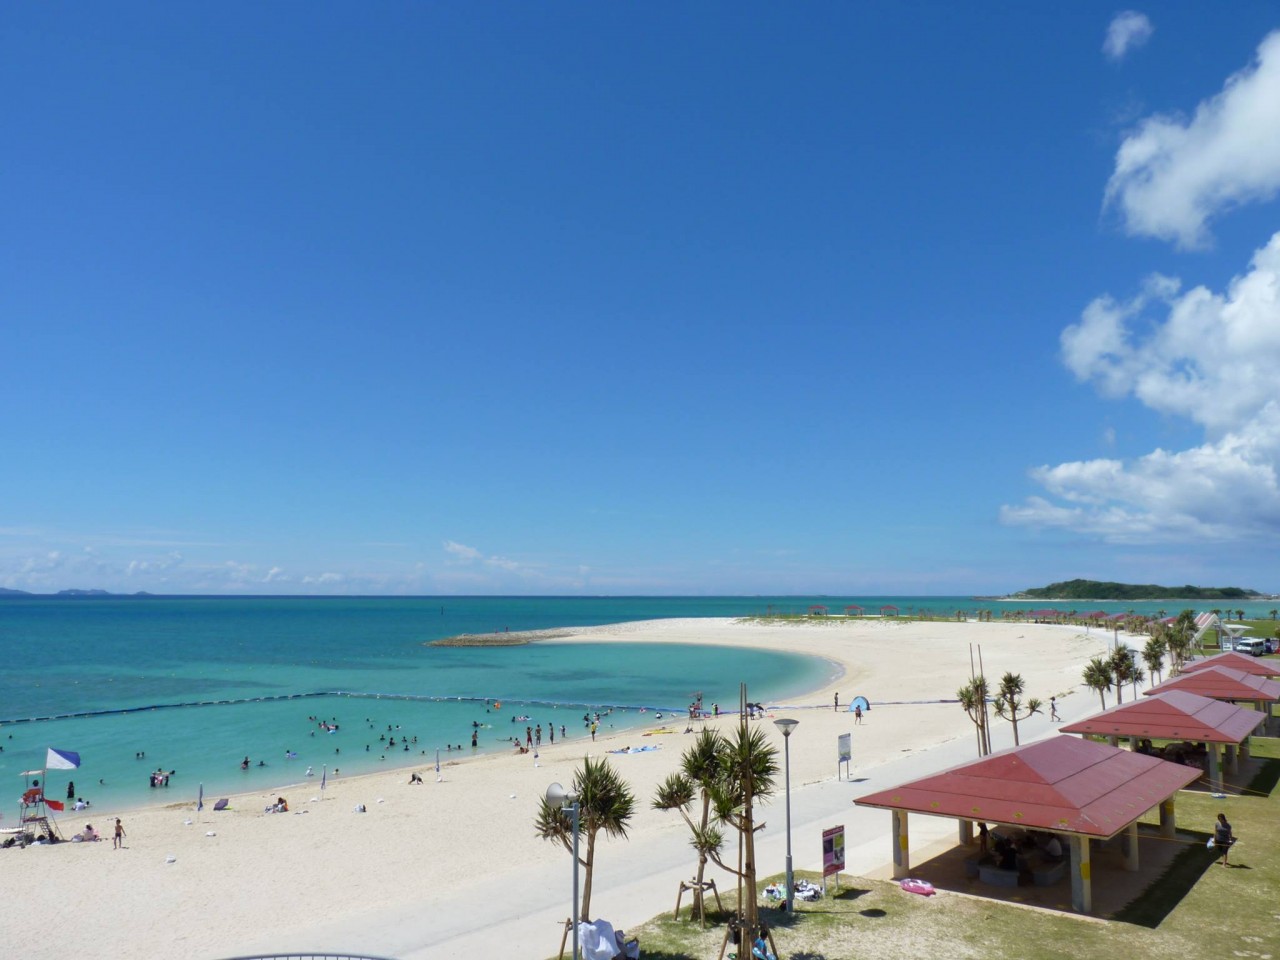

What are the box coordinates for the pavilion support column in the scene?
[1208,745,1222,794]
[1240,736,1250,763]
[1225,743,1239,775]
[1108,736,1119,748]
[958,819,973,846]
[1070,836,1092,914]
[891,811,910,879]
[1123,822,1140,872]
[1159,798,1176,839]
[1128,736,1138,752]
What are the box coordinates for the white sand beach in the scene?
[0,617,1117,960]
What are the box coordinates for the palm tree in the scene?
[1143,634,1166,685]
[535,755,636,921]
[1130,664,1146,699]
[1083,657,1113,710]
[957,676,991,756]
[1270,609,1277,621]
[1172,609,1197,667]
[1236,609,1246,622]
[652,729,726,925]
[992,672,1042,746]
[1110,645,1136,704]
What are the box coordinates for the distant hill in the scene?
[1013,579,1261,601]
[0,587,32,596]
[56,588,113,596]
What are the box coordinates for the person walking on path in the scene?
[834,693,839,712]
[1215,813,1235,865]
[113,818,125,850]
[1050,697,1061,722]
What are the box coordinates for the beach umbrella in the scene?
[321,765,327,793]
[435,748,441,782]
[197,783,204,812]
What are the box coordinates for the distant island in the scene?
[0,588,153,598]
[1009,579,1262,601]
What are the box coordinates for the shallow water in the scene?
[0,597,836,809]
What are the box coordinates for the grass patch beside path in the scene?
[581,738,1280,960]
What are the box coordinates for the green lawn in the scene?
[587,739,1280,960]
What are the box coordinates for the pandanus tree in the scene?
[957,676,991,756]
[535,755,636,922]
[992,672,1042,747]
[1083,657,1114,710]
[705,703,778,955]
[652,729,726,925]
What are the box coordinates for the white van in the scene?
[1235,638,1267,657]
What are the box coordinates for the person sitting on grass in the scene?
[752,926,776,960]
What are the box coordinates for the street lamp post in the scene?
[546,781,581,960]
[774,717,799,912]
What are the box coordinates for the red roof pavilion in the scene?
[1060,690,1264,744]
[1180,651,1280,678]
[855,735,1198,838]
[1145,666,1280,703]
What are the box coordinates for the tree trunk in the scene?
[692,794,711,923]
[580,834,596,921]
[1011,715,1020,746]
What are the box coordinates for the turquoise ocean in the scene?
[2,595,1274,812]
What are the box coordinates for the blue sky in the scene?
[3,4,1280,596]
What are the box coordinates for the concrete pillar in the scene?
[958,819,973,845]
[1123,822,1140,872]
[891,810,910,879]
[1128,736,1138,752]
[1108,736,1119,748]
[1226,743,1238,775]
[1070,835,1092,913]
[1208,745,1222,794]
[1159,798,1176,839]
[1240,736,1250,763]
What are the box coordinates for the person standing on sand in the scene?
[113,818,125,850]
[834,693,839,712]
[854,704,863,725]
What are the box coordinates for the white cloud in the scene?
[1004,232,1280,541]
[302,572,344,585]
[1104,11,1153,62]
[442,540,482,563]
[126,552,184,576]
[1106,31,1280,248]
